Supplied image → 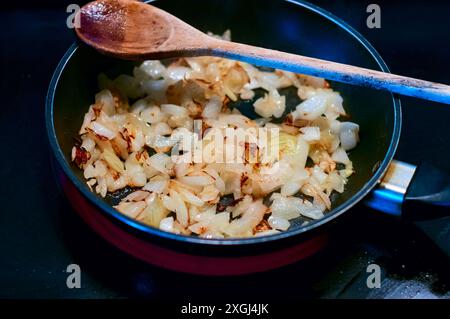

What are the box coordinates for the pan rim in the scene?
[45,0,401,246]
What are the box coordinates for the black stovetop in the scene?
[1,0,449,299]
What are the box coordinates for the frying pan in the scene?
[46,0,450,275]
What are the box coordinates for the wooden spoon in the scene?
[75,0,450,104]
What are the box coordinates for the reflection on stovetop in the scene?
[55,193,450,299]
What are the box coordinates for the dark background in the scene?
[0,0,449,299]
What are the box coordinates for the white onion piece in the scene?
[159,217,179,234]
[148,153,174,174]
[240,89,255,100]
[152,122,172,137]
[141,79,167,103]
[290,136,310,169]
[300,204,324,220]
[203,166,226,194]
[147,135,176,150]
[106,173,128,192]
[169,189,189,227]
[79,106,95,134]
[89,121,116,140]
[331,147,350,164]
[280,168,308,196]
[161,104,188,117]
[189,212,230,236]
[81,136,95,153]
[202,96,222,119]
[102,148,124,173]
[114,201,146,218]
[114,74,142,99]
[225,199,267,237]
[141,106,166,124]
[311,166,328,184]
[327,171,345,193]
[340,122,359,151]
[83,164,96,179]
[95,89,115,116]
[177,187,205,207]
[253,90,286,118]
[270,193,302,220]
[175,162,190,178]
[255,229,280,237]
[329,119,342,135]
[166,66,190,83]
[217,114,254,129]
[143,176,169,194]
[136,60,166,79]
[178,175,215,187]
[268,216,290,231]
[292,94,328,121]
[125,156,147,187]
[324,92,345,119]
[300,126,321,142]
[130,99,146,115]
[123,190,150,202]
[140,194,169,227]
[199,184,220,202]
[93,160,108,176]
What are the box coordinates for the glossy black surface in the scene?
[1,0,449,298]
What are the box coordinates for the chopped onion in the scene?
[340,122,359,151]
[253,89,286,118]
[292,94,328,121]
[142,175,169,194]
[177,187,205,207]
[300,126,321,142]
[114,201,146,219]
[332,147,350,164]
[159,217,179,234]
[89,121,116,140]
[268,216,290,231]
[148,153,174,175]
[73,30,360,238]
[225,199,267,237]
[178,175,215,187]
[102,148,124,173]
[202,96,222,119]
[95,89,115,116]
[169,189,189,227]
[161,104,188,117]
[139,193,169,227]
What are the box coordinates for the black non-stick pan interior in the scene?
[50,0,400,237]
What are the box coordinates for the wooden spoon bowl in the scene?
[77,0,212,59]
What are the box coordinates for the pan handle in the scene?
[365,160,450,257]
[365,160,450,219]
[403,162,450,217]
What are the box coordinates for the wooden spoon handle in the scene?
[210,40,450,104]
